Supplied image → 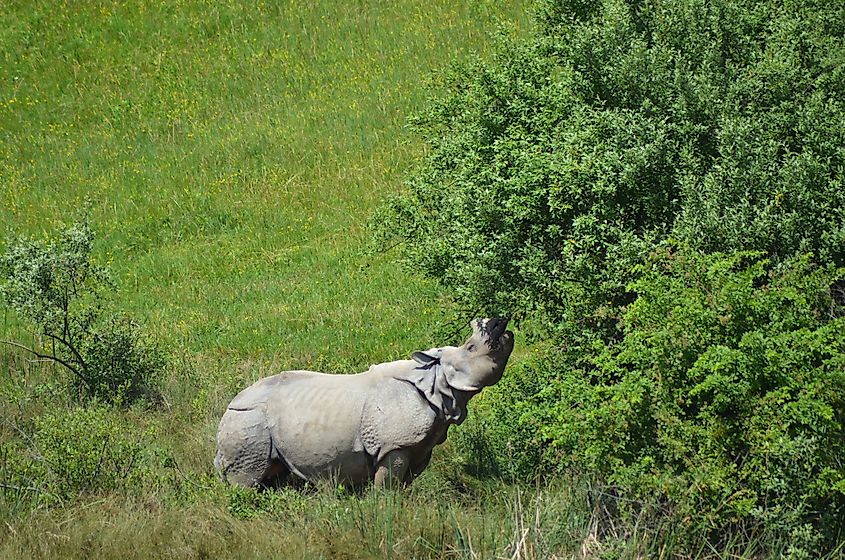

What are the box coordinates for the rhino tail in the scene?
[213,449,226,480]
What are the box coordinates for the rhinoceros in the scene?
[214,317,514,488]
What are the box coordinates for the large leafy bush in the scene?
[557,253,841,542]
[376,0,845,335]
[463,251,845,550]
[377,0,845,552]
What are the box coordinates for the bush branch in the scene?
[43,329,88,375]
[0,339,92,387]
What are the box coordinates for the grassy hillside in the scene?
[1,0,529,363]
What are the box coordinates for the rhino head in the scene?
[412,317,514,394]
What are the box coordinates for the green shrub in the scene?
[480,250,845,551]
[80,314,166,402]
[375,0,845,336]
[0,217,165,403]
[36,406,147,498]
[1,404,164,507]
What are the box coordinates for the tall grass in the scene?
[3,470,805,559]
[1,480,585,560]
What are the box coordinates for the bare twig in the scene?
[171,459,213,491]
[511,486,527,560]
[0,339,90,386]
[510,528,530,560]
[85,439,110,494]
[370,237,405,257]
[56,305,90,372]
[441,307,482,343]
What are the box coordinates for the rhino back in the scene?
[261,372,374,481]
[227,371,328,411]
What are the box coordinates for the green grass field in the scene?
[1,0,533,363]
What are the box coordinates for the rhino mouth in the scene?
[479,317,511,348]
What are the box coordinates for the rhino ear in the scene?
[412,349,441,366]
[443,363,483,392]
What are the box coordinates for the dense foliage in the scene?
[377,0,845,552]
[475,251,845,548]
[376,0,845,335]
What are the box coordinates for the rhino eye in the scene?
[467,344,477,352]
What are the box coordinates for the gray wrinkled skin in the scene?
[214,318,514,488]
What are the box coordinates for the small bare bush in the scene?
[0,217,165,403]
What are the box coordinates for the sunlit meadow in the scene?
[1,0,531,364]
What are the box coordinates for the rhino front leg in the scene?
[373,449,411,488]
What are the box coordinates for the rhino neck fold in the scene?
[402,363,474,424]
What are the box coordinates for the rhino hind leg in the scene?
[410,448,433,479]
[254,458,290,489]
[216,408,293,488]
